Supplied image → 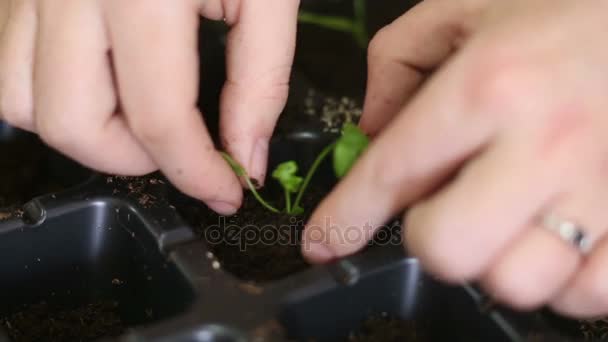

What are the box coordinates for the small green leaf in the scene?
[333,123,369,178]
[272,161,303,193]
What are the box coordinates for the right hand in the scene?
[303,0,608,318]
[0,0,300,215]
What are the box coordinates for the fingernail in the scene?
[249,138,269,186]
[304,241,334,264]
[207,201,238,216]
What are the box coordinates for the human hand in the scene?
[0,0,300,215]
[303,0,608,318]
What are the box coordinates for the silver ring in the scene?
[542,213,593,255]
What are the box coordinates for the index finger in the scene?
[106,0,242,214]
[361,0,485,136]
[302,53,494,263]
[218,0,300,185]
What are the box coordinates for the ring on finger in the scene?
[541,213,593,255]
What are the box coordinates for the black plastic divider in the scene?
[0,190,197,341]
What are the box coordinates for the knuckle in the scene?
[259,78,290,104]
[465,48,538,113]
[536,106,592,162]
[227,65,291,101]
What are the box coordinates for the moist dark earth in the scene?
[2,300,125,342]
[177,187,327,282]
[347,314,428,342]
[176,183,401,283]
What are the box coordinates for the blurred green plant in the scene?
[298,0,369,49]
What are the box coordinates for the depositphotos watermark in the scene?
[202,216,403,252]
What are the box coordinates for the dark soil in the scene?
[579,318,608,341]
[104,174,167,209]
[534,310,608,341]
[347,313,427,342]
[179,187,326,283]
[2,300,125,342]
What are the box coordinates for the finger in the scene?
[360,0,485,136]
[545,183,608,318]
[480,225,579,311]
[405,137,561,283]
[552,237,608,318]
[106,0,242,214]
[302,54,494,263]
[34,0,156,175]
[0,0,36,131]
[219,0,300,185]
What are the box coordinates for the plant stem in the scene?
[352,0,368,48]
[221,152,280,214]
[297,0,368,49]
[285,188,292,214]
[297,11,355,33]
[293,142,336,211]
[244,177,281,214]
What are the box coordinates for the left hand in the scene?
[0,0,300,215]
[303,0,608,318]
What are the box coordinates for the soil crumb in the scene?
[105,174,166,209]
[580,318,608,341]
[2,300,125,342]
[348,313,427,342]
[0,208,23,222]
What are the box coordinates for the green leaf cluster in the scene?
[222,122,369,215]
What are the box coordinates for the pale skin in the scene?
[303,0,608,318]
[1,0,607,319]
[0,0,300,215]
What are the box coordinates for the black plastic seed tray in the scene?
[0,5,598,339]
[0,120,593,342]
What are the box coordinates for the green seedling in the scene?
[333,122,369,177]
[272,161,304,214]
[222,122,369,215]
